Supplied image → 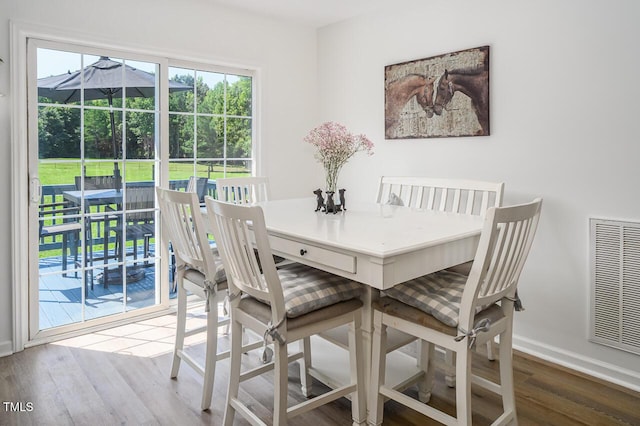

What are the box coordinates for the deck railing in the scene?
[39,180,217,252]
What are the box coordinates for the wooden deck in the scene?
[38,248,171,330]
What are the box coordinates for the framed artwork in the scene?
[385,45,489,139]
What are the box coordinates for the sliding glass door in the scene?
[28,42,165,337]
[24,38,257,343]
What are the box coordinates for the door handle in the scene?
[30,177,42,204]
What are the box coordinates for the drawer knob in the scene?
[299,249,307,256]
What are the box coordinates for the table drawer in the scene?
[268,236,356,273]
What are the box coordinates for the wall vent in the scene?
[590,218,640,355]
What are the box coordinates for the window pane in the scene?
[226,117,252,158]
[37,49,82,105]
[197,71,225,115]
[169,67,194,113]
[124,59,157,111]
[38,106,81,159]
[197,116,223,158]
[226,159,252,176]
[84,108,122,160]
[126,111,156,160]
[169,114,194,159]
[84,55,123,109]
[227,75,252,117]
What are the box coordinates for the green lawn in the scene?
[38,160,250,186]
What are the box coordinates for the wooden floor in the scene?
[1,308,639,425]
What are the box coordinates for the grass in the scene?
[38,160,250,186]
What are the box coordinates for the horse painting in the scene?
[385,74,436,134]
[433,64,489,136]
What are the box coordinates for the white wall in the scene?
[317,0,640,389]
[0,0,319,354]
[2,0,639,391]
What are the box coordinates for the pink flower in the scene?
[304,122,374,169]
[304,122,374,192]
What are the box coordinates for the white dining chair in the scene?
[215,176,271,204]
[205,197,366,426]
[378,176,505,382]
[369,198,542,425]
[156,187,261,411]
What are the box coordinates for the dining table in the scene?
[230,197,485,402]
[63,188,146,287]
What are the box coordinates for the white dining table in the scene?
[249,197,484,399]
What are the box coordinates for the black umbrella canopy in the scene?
[37,57,191,187]
[37,56,191,103]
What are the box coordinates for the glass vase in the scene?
[324,163,343,194]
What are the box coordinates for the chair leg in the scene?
[445,348,457,387]
[61,234,69,276]
[200,294,219,411]
[171,277,187,379]
[223,318,243,426]
[348,316,366,426]
[72,230,79,278]
[455,347,472,424]
[498,329,517,423]
[417,339,434,403]
[298,337,313,398]
[368,310,387,426]
[487,339,496,361]
[273,341,289,425]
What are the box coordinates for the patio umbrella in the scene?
[38,56,191,185]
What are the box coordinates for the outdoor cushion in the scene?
[382,269,468,327]
[276,263,363,318]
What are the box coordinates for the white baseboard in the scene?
[513,335,640,393]
[0,340,13,358]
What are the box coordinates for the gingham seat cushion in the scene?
[382,269,468,327]
[276,263,363,318]
[184,262,227,286]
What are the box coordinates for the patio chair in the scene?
[39,202,82,277]
[187,176,210,204]
[97,186,155,287]
[75,175,119,190]
[156,187,262,410]
[369,198,542,425]
[205,197,366,425]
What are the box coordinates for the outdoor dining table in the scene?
[63,188,137,287]
[63,188,123,207]
[207,197,484,404]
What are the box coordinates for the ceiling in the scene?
[206,0,407,27]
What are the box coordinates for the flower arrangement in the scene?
[304,121,374,192]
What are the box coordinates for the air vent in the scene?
[590,218,640,354]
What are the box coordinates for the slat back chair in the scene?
[216,176,293,268]
[39,202,82,277]
[187,176,210,204]
[377,176,504,216]
[370,198,542,426]
[205,197,366,426]
[75,175,118,190]
[376,176,506,385]
[215,176,270,205]
[124,186,156,262]
[156,187,261,411]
